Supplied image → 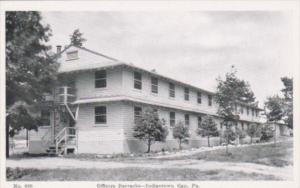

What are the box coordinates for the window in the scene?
[251,108,254,116]
[169,83,175,98]
[246,107,249,115]
[151,77,158,94]
[95,70,107,88]
[169,112,175,127]
[197,116,202,128]
[184,88,189,101]
[185,114,190,126]
[134,106,142,123]
[41,109,50,126]
[208,95,212,106]
[240,106,244,114]
[241,122,244,130]
[66,50,78,60]
[134,72,142,89]
[197,92,202,104]
[95,106,107,124]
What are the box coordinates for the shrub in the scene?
[260,125,274,142]
[172,121,190,150]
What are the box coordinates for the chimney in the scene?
[56,45,62,54]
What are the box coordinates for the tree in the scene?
[235,127,247,144]
[264,95,284,145]
[6,12,58,157]
[133,108,168,153]
[172,121,190,150]
[246,124,260,144]
[222,126,236,154]
[69,29,86,47]
[260,124,274,142]
[196,115,219,147]
[281,77,293,129]
[215,67,256,153]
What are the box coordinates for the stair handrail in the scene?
[41,127,52,147]
[55,127,77,155]
[55,127,66,140]
[55,127,66,155]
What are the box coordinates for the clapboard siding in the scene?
[122,102,223,140]
[122,68,218,114]
[121,102,225,153]
[75,67,123,100]
[76,102,125,153]
[121,68,260,122]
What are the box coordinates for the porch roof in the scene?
[72,95,217,117]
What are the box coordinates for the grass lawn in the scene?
[166,140,293,167]
[7,167,281,181]
[6,139,293,181]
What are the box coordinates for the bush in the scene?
[6,167,38,180]
[260,125,274,142]
[235,128,247,144]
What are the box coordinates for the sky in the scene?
[41,11,295,107]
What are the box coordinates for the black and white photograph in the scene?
[0,0,299,187]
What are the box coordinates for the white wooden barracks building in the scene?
[28,45,263,155]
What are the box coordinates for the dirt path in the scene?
[6,157,293,180]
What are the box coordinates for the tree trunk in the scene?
[6,123,9,158]
[274,123,277,146]
[207,136,210,147]
[179,139,182,150]
[26,129,28,147]
[225,132,229,154]
[147,139,151,153]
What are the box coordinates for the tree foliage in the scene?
[196,115,219,147]
[69,29,86,47]
[215,68,256,153]
[260,124,274,142]
[235,127,247,144]
[281,77,293,129]
[264,95,284,123]
[133,108,168,153]
[246,124,260,144]
[172,121,190,150]
[6,11,58,157]
[215,68,256,123]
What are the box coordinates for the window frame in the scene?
[197,116,202,128]
[95,70,107,88]
[41,109,51,127]
[95,106,107,125]
[208,95,212,106]
[169,83,175,98]
[151,77,158,94]
[184,87,189,101]
[185,114,190,127]
[169,112,175,127]
[66,50,79,60]
[197,92,202,104]
[134,72,142,90]
[134,106,142,123]
[240,106,244,114]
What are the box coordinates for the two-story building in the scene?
[28,45,263,155]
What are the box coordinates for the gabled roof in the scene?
[57,45,124,73]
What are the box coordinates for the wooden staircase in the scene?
[44,127,78,156]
